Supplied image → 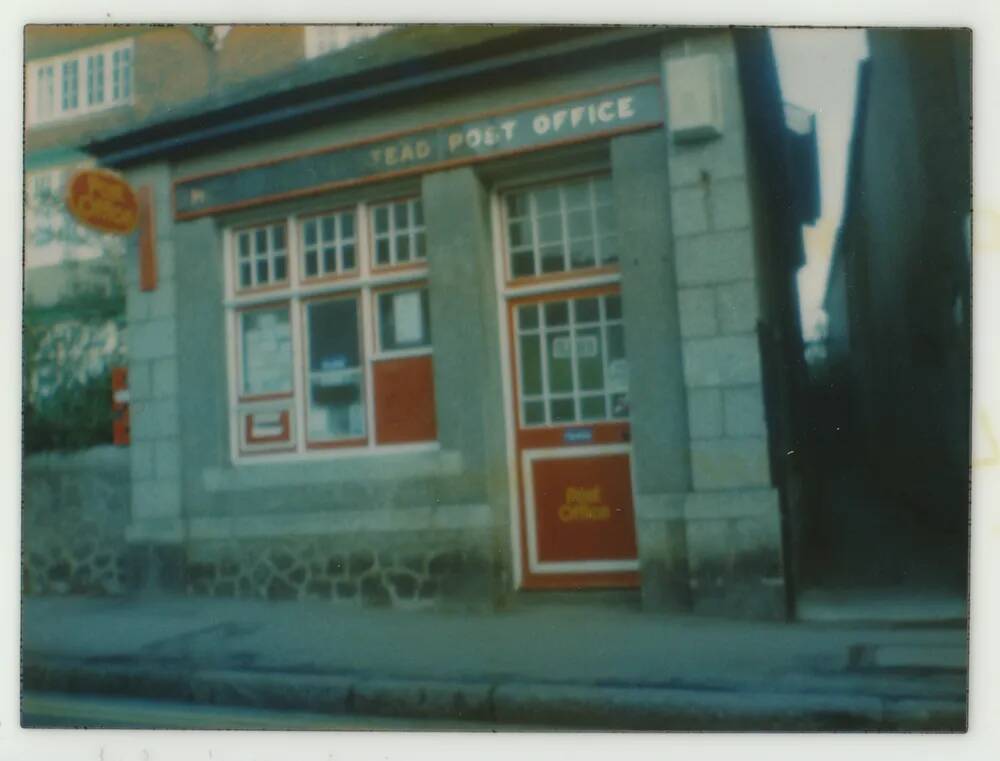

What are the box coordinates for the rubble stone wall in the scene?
[184,530,498,609]
[22,446,131,596]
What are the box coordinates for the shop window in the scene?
[503,175,619,282]
[227,196,436,459]
[515,292,628,427]
[300,209,357,280]
[371,198,426,269]
[234,221,289,291]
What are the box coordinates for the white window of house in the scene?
[27,39,134,126]
[303,25,393,59]
[227,195,437,459]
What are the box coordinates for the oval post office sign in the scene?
[65,168,139,235]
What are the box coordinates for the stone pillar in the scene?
[121,161,186,592]
[421,167,510,604]
[661,34,786,619]
[611,130,693,611]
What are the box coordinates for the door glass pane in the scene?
[515,292,630,427]
[519,334,542,396]
[576,326,604,391]
[550,398,575,423]
[546,331,573,393]
[306,297,365,441]
[240,307,292,396]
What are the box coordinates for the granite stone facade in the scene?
[22,446,131,596]
[184,532,497,608]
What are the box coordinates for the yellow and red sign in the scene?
[65,168,139,235]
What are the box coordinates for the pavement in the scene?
[20,593,969,731]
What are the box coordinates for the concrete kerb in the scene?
[21,653,966,731]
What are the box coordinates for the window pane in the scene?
[540,244,564,274]
[519,334,542,396]
[342,243,356,270]
[273,254,287,281]
[304,251,318,278]
[576,327,604,391]
[239,262,252,288]
[341,212,355,239]
[564,182,590,210]
[506,192,529,219]
[255,259,269,284]
[255,229,268,252]
[550,398,575,423]
[303,219,317,246]
[568,239,595,269]
[610,393,629,419]
[414,232,427,259]
[511,251,535,278]
[271,225,286,251]
[323,247,337,274]
[567,209,593,239]
[502,176,616,281]
[535,187,559,214]
[321,216,335,242]
[374,207,389,234]
[581,395,607,420]
[517,304,539,330]
[544,301,569,327]
[240,307,292,396]
[396,234,411,262]
[306,298,365,441]
[523,400,545,425]
[605,295,623,321]
[574,298,600,324]
[61,60,78,110]
[394,202,409,229]
[238,232,251,258]
[412,199,424,226]
[375,238,391,265]
[378,288,430,352]
[546,332,573,393]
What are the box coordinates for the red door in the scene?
[508,285,639,589]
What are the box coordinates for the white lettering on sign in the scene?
[553,335,599,359]
[446,120,518,154]
[370,139,432,169]
[532,96,637,137]
[552,336,572,360]
[575,335,599,358]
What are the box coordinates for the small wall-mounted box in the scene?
[665,54,724,143]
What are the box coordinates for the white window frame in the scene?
[27,39,134,127]
[303,25,393,59]
[224,196,437,464]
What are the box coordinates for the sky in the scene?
[770,28,870,340]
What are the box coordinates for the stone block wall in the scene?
[184,530,498,609]
[650,34,786,619]
[22,446,131,596]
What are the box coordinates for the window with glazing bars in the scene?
[504,175,619,280]
[515,292,628,426]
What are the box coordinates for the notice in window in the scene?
[244,312,292,395]
[393,291,424,345]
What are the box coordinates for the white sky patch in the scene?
[771,28,869,340]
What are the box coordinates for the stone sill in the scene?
[202,448,465,494]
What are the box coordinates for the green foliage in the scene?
[23,369,115,453]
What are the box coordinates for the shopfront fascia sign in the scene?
[173,78,663,220]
